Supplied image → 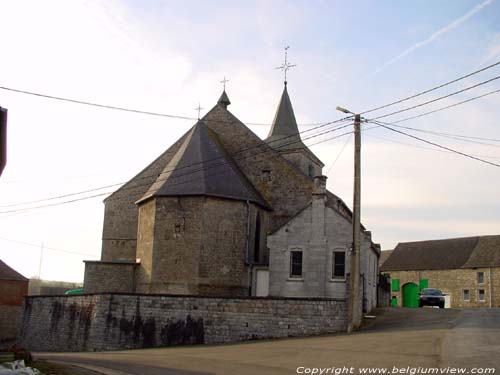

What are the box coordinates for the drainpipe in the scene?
[489,267,493,308]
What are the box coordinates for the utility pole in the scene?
[336,107,362,333]
[38,242,44,279]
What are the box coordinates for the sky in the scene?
[0,0,499,283]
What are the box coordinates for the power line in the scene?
[326,134,352,175]
[0,123,355,214]
[382,88,500,126]
[368,120,500,168]
[0,118,352,209]
[0,85,327,127]
[364,132,500,159]
[3,65,499,212]
[0,236,98,257]
[361,60,500,115]
[388,123,500,148]
[371,75,500,120]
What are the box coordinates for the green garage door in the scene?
[402,282,419,308]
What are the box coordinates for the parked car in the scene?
[419,288,445,308]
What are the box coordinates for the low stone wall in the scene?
[19,293,347,352]
[0,305,22,342]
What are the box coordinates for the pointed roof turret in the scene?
[137,121,270,209]
[217,90,231,108]
[266,83,304,151]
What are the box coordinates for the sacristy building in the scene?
[83,82,380,312]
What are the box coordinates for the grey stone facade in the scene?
[19,294,347,352]
[268,176,380,313]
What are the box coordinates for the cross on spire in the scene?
[275,46,297,85]
[195,103,204,120]
[220,76,229,91]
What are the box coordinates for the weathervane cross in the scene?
[195,103,204,120]
[275,46,297,84]
[220,76,229,91]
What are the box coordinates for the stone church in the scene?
[83,82,380,311]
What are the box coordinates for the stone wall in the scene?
[0,305,22,342]
[386,267,500,308]
[83,262,137,293]
[19,293,347,352]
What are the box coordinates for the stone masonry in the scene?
[387,267,500,308]
[19,294,347,352]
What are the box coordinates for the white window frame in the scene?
[332,250,346,280]
[289,249,304,280]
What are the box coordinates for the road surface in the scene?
[36,308,500,375]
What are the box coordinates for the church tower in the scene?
[265,82,324,178]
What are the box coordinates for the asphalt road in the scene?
[36,308,500,375]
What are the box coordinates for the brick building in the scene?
[0,259,28,342]
[380,235,500,308]
[83,83,379,307]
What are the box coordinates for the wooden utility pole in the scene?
[335,107,362,333]
[348,114,362,333]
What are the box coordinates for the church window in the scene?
[261,169,272,182]
[332,251,346,279]
[290,251,303,278]
[254,212,261,263]
[308,164,314,178]
[173,218,185,238]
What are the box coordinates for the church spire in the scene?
[217,90,231,108]
[266,83,302,150]
[217,76,231,108]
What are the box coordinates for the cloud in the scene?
[370,0,494,77]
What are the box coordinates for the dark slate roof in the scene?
[462,235,500,268]
[137,121,271,209]
[0,259,28,281]
[381,236,480,271]
[217,90,231,107]
[379,250,394,268]
[266,84,323,165]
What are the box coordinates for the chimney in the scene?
[312,175,327,238]
[313,175,327,195]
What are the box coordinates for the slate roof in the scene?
[137,121,271,209]
[266,84,323,165]
[379,250,394,268]
[462,235,500,268]
[380,235,500,271]
[0,259,28,281]
[217,90,231,107]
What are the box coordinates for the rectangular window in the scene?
[332,251,346,279]
[391,279,400,292]
[463,289,470,301]
[419,278,429,291]
[290,251,303,278]
[261,169,272,182]
[477,272,485,284]
[478,289,486,302]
